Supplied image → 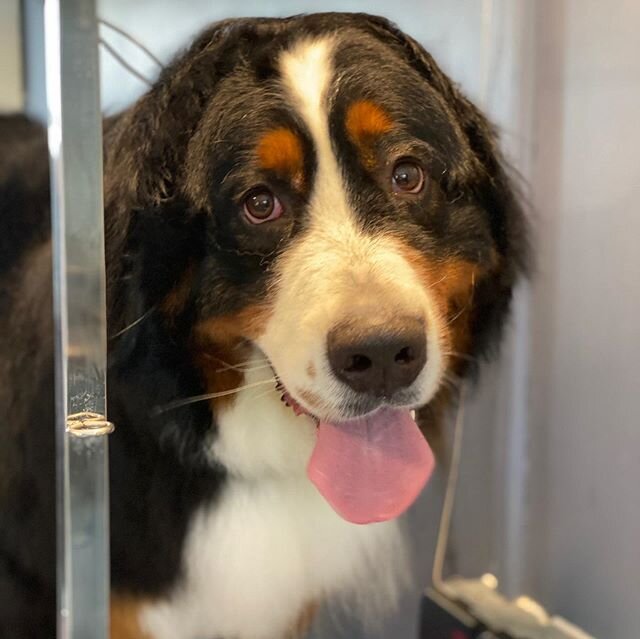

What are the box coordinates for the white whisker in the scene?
[447,304,469,324]
[428,273,448,289]
[154,378,276,414]
[215,362,273,374]
[443,351,477,363]
[251,386,280,402]
[110,306,155,339]
[207,355,270,372]
[441,371,463,392]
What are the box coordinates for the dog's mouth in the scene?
[274,376,435,525]
[276,380,313,420]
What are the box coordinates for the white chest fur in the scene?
[140,365,409,639]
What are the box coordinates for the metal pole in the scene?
[44,0,112,637]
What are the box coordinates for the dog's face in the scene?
[108,14,526,516]
[195,34,465,422]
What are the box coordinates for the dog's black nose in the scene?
[327,317,426,397]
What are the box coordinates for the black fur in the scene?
[0,14,527,638]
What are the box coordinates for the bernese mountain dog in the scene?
[0,13,528,639]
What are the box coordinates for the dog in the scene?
[0,13,528,639]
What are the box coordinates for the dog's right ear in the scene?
[101,18,252,299]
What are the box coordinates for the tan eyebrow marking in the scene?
[345,100,393,168]
[256,127,305,187]
[346,100,393,139]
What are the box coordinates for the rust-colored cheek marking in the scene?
[397,242,497,368]
[192,303,273,412]
[110,595,152,639]
[257,128,305,187]
[345,100,393,168]
[397,243,500,459]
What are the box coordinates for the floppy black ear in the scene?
[107,197,208,352]
[102,18,257,313]
[106,198,212,466]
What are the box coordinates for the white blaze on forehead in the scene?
[279,38,334,133]
[279,37,356,234]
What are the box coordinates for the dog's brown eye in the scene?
[243,188,283,224]
[391,160,424,194]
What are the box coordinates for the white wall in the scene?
[0,0,23,112]
[451,5,640,637]
[96,0,491,113]
[525,2,640,637]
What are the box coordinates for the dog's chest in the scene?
[139,387,406,639]
[140,476,404,639]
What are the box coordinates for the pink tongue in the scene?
[307,407,435,524]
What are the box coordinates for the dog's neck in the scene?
[209,347,317,479]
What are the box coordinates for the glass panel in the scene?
[44,0,111,636]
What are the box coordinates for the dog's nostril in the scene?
[394,346,415,365]
[345,354,372,373]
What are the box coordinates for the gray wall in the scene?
[525,2,640,637]
[450,4,640,637]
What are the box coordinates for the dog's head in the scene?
[106,14,527,522]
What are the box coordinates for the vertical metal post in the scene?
[44,0,112,637]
